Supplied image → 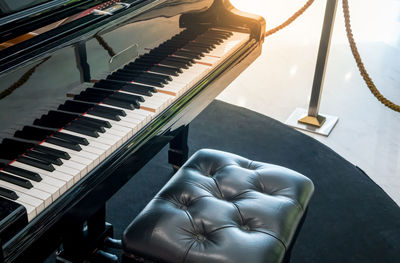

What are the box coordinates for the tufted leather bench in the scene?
[122,149,314,263]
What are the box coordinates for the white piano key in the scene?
[84,115,133,140]
[14,191,44,214]
[41,141,102,162]
[31,180,60,199]
[85,114,135,133]
[11,162,71,191]
[17,201,36,222]
[0,180,52,207]
[0,169,60,199]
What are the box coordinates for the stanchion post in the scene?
[286,0,339,136]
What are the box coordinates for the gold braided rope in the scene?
[95,35,116,57]
[342,0,400,112]
[265,0,315,37]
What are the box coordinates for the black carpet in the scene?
[107,100,400,263]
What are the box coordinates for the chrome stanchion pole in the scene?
[286,0,339,136]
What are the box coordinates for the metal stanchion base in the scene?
[285,108,339,136]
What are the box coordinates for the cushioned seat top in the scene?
[123,149,314,263]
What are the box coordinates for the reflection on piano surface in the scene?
[0,0,265,262]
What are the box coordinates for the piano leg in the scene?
[58,205,114,262]
[168,125,189,171]
[58,218,86,262]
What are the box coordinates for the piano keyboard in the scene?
[0,28,250,222]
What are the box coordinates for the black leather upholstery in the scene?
[123,149,314,263]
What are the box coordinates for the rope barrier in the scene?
[95,35,116,57]
[342,0,400,112]
[265,0,315,37]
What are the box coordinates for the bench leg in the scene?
[282,208,308,263]
[168,125,189,171]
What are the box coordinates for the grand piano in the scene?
[0,0,265,262]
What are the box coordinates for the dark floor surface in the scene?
[107,100,400,263]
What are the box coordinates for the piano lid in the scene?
[0,0,214,139]
[0,0,146,44]
[0,0,66,16]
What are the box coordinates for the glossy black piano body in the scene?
[0,0,265,261]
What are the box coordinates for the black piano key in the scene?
[94,80,156,96]
[160,42,211,53]
[47,111,110,133]
[46,111,79,125]
[82,116,111,128]
[82,89,143,107]
[48,110,80,121]
[196,32,230,39]
[113,70,172,82]
[34,116,65,129]
[25,149,63,165]
[128,61,183,73]
[94,79,124,90]
[65,123,100,138]
[107,74,165,88]
[198,34,227,40]
[75,94,137,110]
[34,145,70,160]
[141,54,195,64]
[181,42,214,51]
[60,100,125,121]
[111,69,170,83]
[74,119,106,133]
[87,108,121,121]
[93,104,126,117]
[111,93,143,106]
[119,69,173,82]
[167,39,216,49]
[0,139,35,160]
[0,171,33,189]
[84,88,132,101]
[34,110,79,129]
[151,50,203,59]
[103,97,138,109]
[46,137,82,151]
[58,100,92,114]
[182,43,213,52]
[157,56,194,67]
[173,50,204,59]
[125,64,181,76]
[136,57,190,69]
[110,91,145,103]
[110,72,169,85]
[18,156,55,172]
[0,186,18,200]
[192,37,224,44]
[156,48,205,59]
[54,132,89,146]
[73,94,103,104]
[14,126,54,141]
[1,165,42,182]
[208,28,233,35]
[118,87,154,97]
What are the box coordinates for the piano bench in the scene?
[122,149,314,263]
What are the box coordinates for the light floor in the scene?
[219,0,400,205]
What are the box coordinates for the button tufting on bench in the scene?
[123,149,314,263]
